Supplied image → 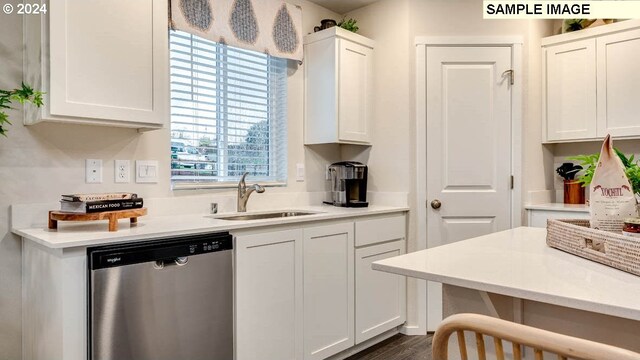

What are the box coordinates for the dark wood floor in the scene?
[346,334,433,360]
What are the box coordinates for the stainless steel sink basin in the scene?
[213,211,320,221]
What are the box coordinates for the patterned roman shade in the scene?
[170,0,303,61]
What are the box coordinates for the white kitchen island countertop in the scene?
[373,227,640,321]
[13,205,408,249]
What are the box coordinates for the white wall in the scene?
[345,0,555,333]
[0,1,341,358]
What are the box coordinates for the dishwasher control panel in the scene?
[198,239,226,253]
[89,232,232,270]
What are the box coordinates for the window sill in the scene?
[172,181,287,191]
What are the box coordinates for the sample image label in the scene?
[484,1,640,19]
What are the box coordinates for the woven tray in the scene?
[546,219,640,276]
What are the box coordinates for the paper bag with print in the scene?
[590,135,637,232]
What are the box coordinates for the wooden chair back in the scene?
[432,313,640,360]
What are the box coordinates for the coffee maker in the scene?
[326,161,368,207]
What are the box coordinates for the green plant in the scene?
[568,149,640,196]
[338,18,359,33]
[0,82,44,137]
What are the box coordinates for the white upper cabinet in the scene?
[304,27,374,145]
[544,39,597,141]
[24,0,168,129]
[542,20,640,142]
[597,28,640,137]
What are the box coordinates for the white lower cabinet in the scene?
[234,213,407,360]
[355,239,406,344]
[235,229,303,360]
[303,222,355,360]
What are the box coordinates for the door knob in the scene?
[430,199,442,209]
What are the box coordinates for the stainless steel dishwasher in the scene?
[88,232,233,360]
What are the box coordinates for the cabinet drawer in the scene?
[355,214,406,247]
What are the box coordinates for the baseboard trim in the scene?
[400,325,427,336]
[326,328,400,360]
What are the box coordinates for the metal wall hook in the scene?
[502,69,514,85]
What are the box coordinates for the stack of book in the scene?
[60,192,144,213]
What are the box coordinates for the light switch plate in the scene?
[86,159,103,183]
[136,160,158,183]
[296,163,304,182]
[115,160,130,183]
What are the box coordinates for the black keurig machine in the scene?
[326,161,368,207]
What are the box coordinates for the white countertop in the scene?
[524,203,589,213]
[373,227,640,321]
[524,203,589,212]
[13,205,408,249]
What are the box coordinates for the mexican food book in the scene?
[60,198,144,213]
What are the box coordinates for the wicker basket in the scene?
[546,219,640,276]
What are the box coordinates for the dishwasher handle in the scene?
[153,256,189,269]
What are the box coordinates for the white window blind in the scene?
[170,30,288,188]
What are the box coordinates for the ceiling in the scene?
[307,0,380,14]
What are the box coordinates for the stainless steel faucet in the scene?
[237,172,265,212]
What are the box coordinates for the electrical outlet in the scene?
[115,160,130,183]
[326,164,331,180]
[296,163,305,182]
[86,159,103,183]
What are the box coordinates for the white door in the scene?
[425,46,513,327]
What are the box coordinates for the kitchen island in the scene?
[374,227,640,353]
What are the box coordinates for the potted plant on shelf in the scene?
[0,82,43,137]
[569,149,640,203]
[338,18,359,33]
[556,162,585,204]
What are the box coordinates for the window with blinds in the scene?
[170,30,288,188]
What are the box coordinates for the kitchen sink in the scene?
[212,211,321,221]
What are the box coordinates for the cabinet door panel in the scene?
[235,229,303,360]
[597,29,640,137]
[545,39,597,141]
[355,240,406,344]
[49,0,167,125]
[338,40,372,143]
[303,222,354,360]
